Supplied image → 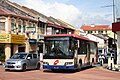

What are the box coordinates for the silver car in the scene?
[4,52,40,71]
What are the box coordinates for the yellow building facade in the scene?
[0,14,38,60]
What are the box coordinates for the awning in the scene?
[47,23,64,29]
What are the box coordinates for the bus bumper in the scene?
[43,65,75,70]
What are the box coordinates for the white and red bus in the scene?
[43,34,97,71]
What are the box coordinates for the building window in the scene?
[23,26,26,33]
[18,25,21,32]
[11,23,14,31]
[33,24,36,33]
[98,31,103,34]
[23,21,26,33]
[0,22,5,31]
[38,21,45,34]
[88,31,92,34]
[105,30,107,34]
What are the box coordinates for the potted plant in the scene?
[0,53,6,65]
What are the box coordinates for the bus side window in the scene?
[75,40,78,49]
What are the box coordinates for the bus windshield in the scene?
[44,37,74,59]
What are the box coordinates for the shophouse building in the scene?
[0,0,39,60]
[0,0,75,60]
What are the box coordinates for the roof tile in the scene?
[81,25,111,31]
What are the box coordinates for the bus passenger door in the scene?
[74,40,78,68]
[87,43,90,64]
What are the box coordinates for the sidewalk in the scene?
[95,63,120,72]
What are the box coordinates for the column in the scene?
[5,16,11,33]
[13,44,18,54]
[25,21,30,52]
[25,41,30,52]
[5,16,11,60]
[5,44,11,60]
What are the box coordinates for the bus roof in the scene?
[45,34,97,43]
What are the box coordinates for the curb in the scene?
[105,66,120,72]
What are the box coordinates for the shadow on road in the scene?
[4,69,40,73]
[43,66,95,73]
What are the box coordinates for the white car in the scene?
[4,52,40,71]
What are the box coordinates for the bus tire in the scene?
[51,69,57,72]
[91,58,94,67]
[78,59,82,70]
[79,59,82,66]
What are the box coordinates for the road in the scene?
[0,66,120,80]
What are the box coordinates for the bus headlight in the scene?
[64,62,73,66]
[43,62,49,65]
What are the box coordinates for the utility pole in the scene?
[112,0,117,64]
[110,0,116,70]
[113,0,115,23]
[101,0,117,69]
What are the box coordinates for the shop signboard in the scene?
[26,26,36,32]
[0,34,25,44]
[0,34,10,43]
[10,34,25,44]
[47,27,52,35]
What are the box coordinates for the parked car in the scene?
[4,52,40,71]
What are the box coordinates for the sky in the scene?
[10,0,113,29]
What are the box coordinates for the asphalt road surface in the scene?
[0,66,120,80]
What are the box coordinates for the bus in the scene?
[43,34,97,71]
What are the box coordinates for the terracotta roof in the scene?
[57,19,75,30]
[47,23,64,29]
[7,0,48,22]
[48,17,75,30]
[0,8,37,22]
[0,8,16,15]
[81,25,112,31]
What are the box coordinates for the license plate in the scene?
[54,67,59,69]
[7,64,13,66]
[7,66,14,68]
